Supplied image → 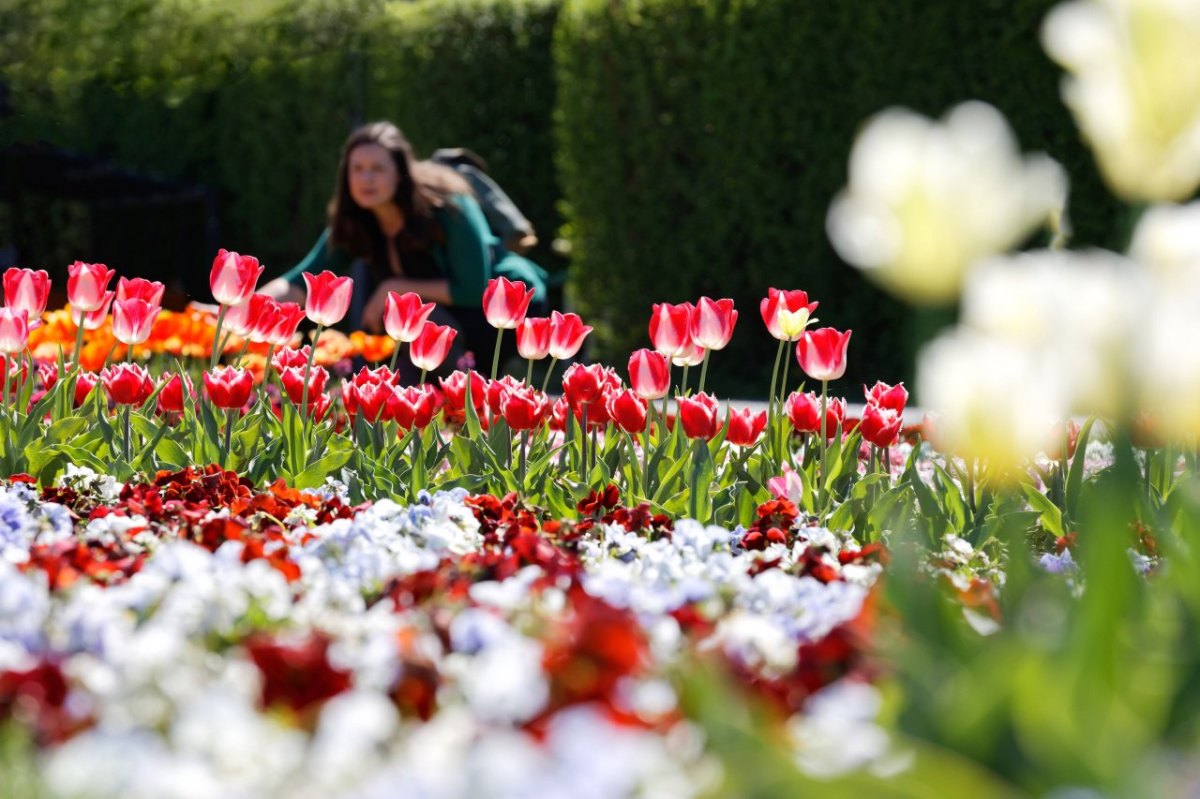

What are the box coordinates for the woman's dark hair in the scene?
[327,121,472,259]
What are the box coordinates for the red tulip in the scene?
[74,371,99,407]
[863,381,908,414]
[562,362,606,408]
[204,366,254,410]
[246,295,286,344]
[727,407,768,447]
[280,365,328,406]
[3,268,51,323]
[302,271,354,327]
[67,262,115,313]
[0,308,29,354]
[70,291,113,332]
[261,302,306,347]
[439,370,487,421]
[116,276,166,307]
[760,288,819,341]
[548,311,592,360]
[487,375,525,416]
[605,388,648,434]
[796,327,852,382]
[100,363,154,406]
[690,297,738,351]
[391,385,441,431]
[210,250,263,307]
[157,373,194,416]
[482,277,534,329]
[786,391,822,434]
[112,298,160,346]
[627,348,670,400]
[648,302,693,357]
[860,403,902,448]
[516,317,552,360]
[549,396,570,432]
[222,297,257,338]
[37,361,57,392]
[822,397,848,439]
[271,346,311,373]
[500,385,550,431]
[410,321,458,373]
[352,365,398,388]
[678,392,721,440]
[342,380,394,423]
[384,291,436,343]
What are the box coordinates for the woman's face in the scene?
[347,143,400,211]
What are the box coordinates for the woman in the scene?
[263,121,547,363]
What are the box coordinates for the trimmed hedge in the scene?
[1,0,563,287]
[553,0,1125,396]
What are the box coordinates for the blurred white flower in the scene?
[961,249,1145,417]
[1043,0,1200,202]
[918,330,1071,475]
[1133,293,1200,439]
[827,101,1066,304]
[1128,201,1200,288]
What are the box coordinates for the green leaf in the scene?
[292,448,353,490]
[1064,417,1096,519]
[1022,484,1065,538]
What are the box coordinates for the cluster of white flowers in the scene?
[0,483,893,797]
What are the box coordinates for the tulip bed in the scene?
[0,254,1191,798]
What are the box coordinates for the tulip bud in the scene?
[548,311,593,360]
[116,276,166,306]
[726,407,767,447]
[627,348,670,400]
[100,363,154,406]
[112,298,160,346]
[677,392,721,440]
[0,308,29,354]
[302,271,354,327]
[605,388,648,434]
[760,288,819,342]
[410,321,458,373]
[516,317,553,360]
[3,268,51,323]
[384,291,436,343]
[786,391,822,434]
[690,297,738,351]
[649,302,694,357]
[860,402,902,448]
[500,385,550,431]
[67,262,115,313]
[482,277,535,330]
[204,366,255,410]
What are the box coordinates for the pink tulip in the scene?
[690,297,738,351]
[863,381,908,414]
[210,250,263,307]
[116,276,166,306]
[71,291,114,331]
[516,317,553,360]
[500,385,551,431]
[410,321,457,373]
[796,327,852,382]
[548,311,592,360]
[67,262,115,313]
[261,302,306,347]
[100,363,153,406]
[627,348,670,400]
[204,366,254,410]
[0,308,29,354]
[112,298,160,346]
[3,268,51,323]
[760,288,819,341]
[786,391,822,434]
[302,271,354,327]
[482,277,535,329]
[384,291,436,343]
[860,402,902,448]
[671,340,706,368]
[726,407,768,447]
[677,392,721,440]
[561,362,608,408]
[606,388,648,434]
[648,302,693,357]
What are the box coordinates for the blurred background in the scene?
[0,0,1121,396]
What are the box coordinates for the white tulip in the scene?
[1043,0,1200,201]
[827,101,1066,304]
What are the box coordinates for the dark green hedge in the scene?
[553,0,1125,396]
[1,0,563,286]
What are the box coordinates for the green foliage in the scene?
[553,0,1125,395]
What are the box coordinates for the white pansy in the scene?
[827,101,1066,304]
[1043,0,1200,201]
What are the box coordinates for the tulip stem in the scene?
[389,340,401,373]
[71,322,85,372]
[680,366,689,398]
[222,408,235,468]
[767,339,784,463]
[641,432,650,498]
[540,358,558,394]
[209,305,228,370]
[580,404,588,476]
[819,379,828,516]
[525,358,533,386]
[697,350,711,396]
[123,404,132,466]
[490,328,504,381]
[419,368,427,386]
[519,430,529,491]
[299,324,323,430]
